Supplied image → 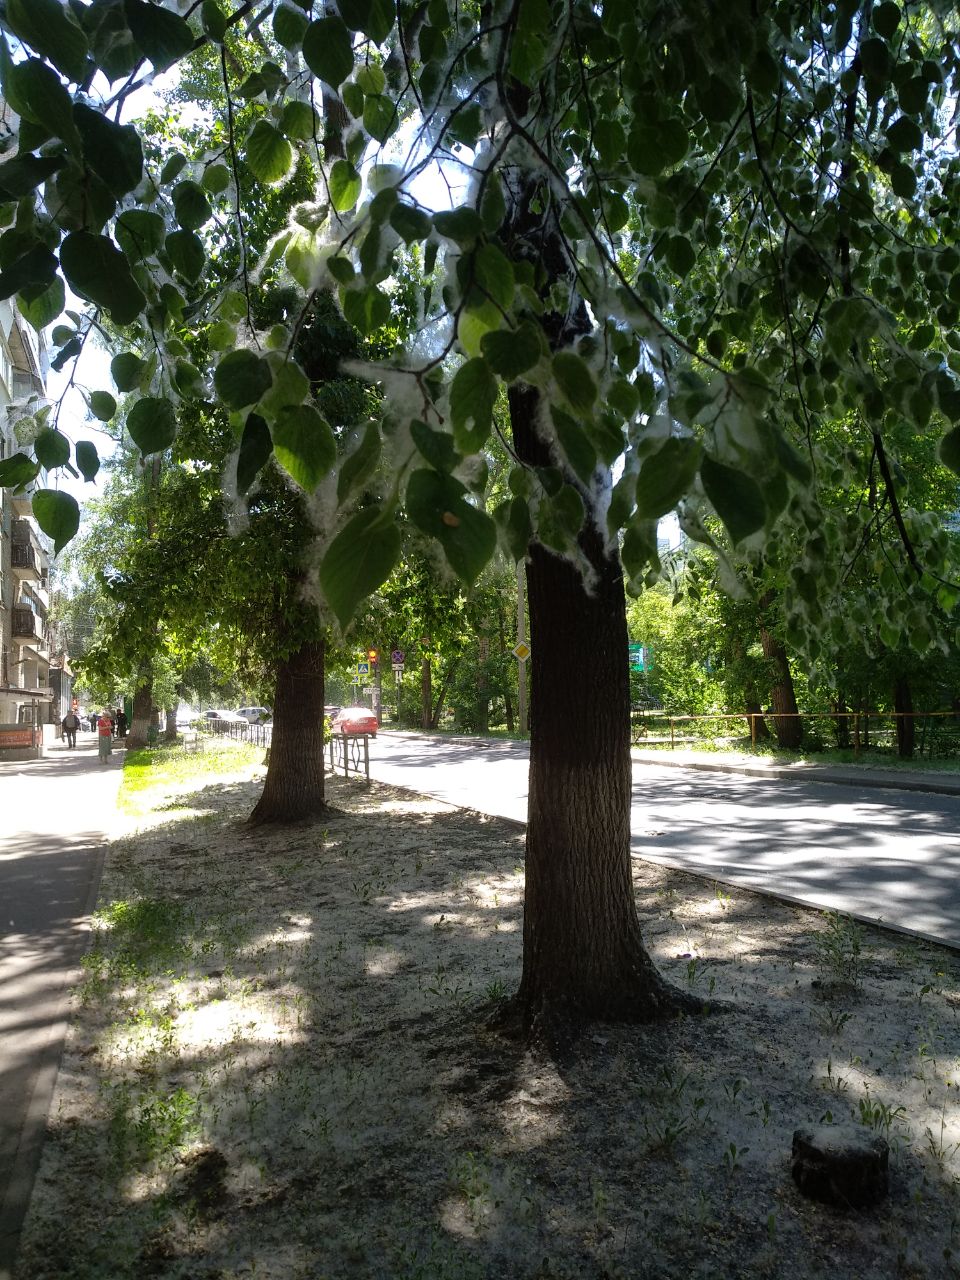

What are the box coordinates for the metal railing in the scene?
[630,708,960,759]
[202,718,272,747]
[328,730,371,780]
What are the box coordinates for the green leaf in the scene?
[59,232,146,325]
[552,351,597,414]
[74,105,143,195]
[6,0,89,82]
[341,285,391,334]
[548,407,594,483]
[174,359,205,399]
[389,202,432,244]
[273,4,309,48]
[480,321,543,380]
[666,235,696,276]
[5,58,79,148]
[88,391,117,422]
[480,172,506,233]
[202,163,231,193]
[339,0,394,43]
[319,504,401,630]
[160,153,187,184]
[127,397,176,456]
[474,243,515,309]
[111,352,145,392]
[504,495,532,561]
[337,421,381,502]
[17,277,64,331]
[406,469,496,584]
[165,230,206,283]
[0,245,57,303]
[75,440,100,483]
[938,426,960,476]
[172,180,212,230]
[214,350,273,410]
[700,455,766,544]
[124,0,195,71]
[433,207,484,247]
[280,100,316,140]
[32,489,79,554]
[450,357,497,452]
[34,428,70,470]
[635,437,702,519]
[50,161,116,234]
[271,404,336,490]
[887,116,923,153]
[115,210,165,260]
[0,452,40,488]
[0,155,64,200]
[411,419,459,473]
[363,94,398,143]
[873,2,901,38]
[201,0,228,41]
[237,413,272,494]
[302,16,354,88]
[356,63,386,95]
[245,120,293,185]
[330,159,362,212]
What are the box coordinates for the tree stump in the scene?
[791,1126,889,1208]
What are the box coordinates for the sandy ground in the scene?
[13,749,960,1279]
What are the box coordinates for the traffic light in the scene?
[367,647,379,666]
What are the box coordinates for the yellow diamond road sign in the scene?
[512,641,531,661]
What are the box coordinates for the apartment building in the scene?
[0,300,57,753]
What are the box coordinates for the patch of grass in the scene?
[83,897,195,988]
[119,739,262,814]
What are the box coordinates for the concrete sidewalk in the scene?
[0,736,122,1278]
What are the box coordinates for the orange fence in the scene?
[629,709,960,757]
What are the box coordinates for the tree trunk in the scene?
[894,674,915,759]
[504,383,698,1047]
[833,693,850,749]
[164,706,177,741]
[498,601,515,733]
[477,634,489,734]
[758,598,802,749]
[421,655,432,731]
[249,639,327,824]
[126,675,153,749]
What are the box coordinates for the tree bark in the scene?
[164,706,177,741]
[249,639,327,824]
[421,655,432,731]
[504,383,698,1047]
[758,596,802,749]
[126,674,153,749]
[894,674,915,759]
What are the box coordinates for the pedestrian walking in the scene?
[97,710,113,764]
[61,709,80,748]
[116,709,128,738]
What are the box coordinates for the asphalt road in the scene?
[369,732,960,951]
[0,735,122,1277]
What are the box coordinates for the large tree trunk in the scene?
[126,674,153,749]
[505,383,697,1047]
[249,639,327,824]
[758,596,802,749]
[894,674,915,759]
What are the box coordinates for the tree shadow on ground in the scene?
[13,771,960,1280]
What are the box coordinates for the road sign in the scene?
[392,663,405,674]
[512,641,531,661]
[391,648,404,664]
[357,661,370,675]
[628,643,646,671]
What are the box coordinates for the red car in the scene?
[330,706,378,737]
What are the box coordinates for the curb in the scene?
[630,753,960,797]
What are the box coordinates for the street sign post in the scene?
[628,643,646,671]
[512,641,531,662]
[391,648,404,665]
[357,661,370,676]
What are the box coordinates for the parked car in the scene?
[330,706,378,736]
[203,708,248,725]
[237,706,272,724]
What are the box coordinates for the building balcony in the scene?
[10,489,33,517]
[11,541,40,581]
[12,605,44,644]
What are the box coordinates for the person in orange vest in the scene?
[96,710,114,764]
